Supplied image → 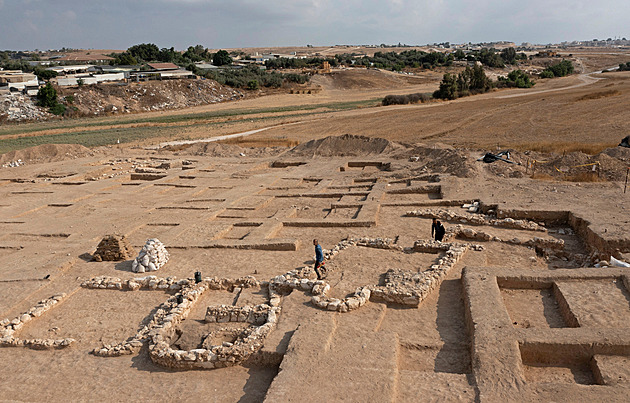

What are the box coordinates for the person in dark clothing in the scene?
[313,239,326,280]
[434,220,446,242]
[431,218,438,239]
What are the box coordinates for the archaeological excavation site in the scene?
[0,135,629,402]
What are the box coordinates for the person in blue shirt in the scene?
[313,239,326,280]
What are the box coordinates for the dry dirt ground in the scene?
[0,49,630,403]
[0,134,628,402]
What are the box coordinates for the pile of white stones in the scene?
[0,293,74,349]
[405,208,547,232]
[132,238,169,273]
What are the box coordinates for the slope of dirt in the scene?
[169,142,284,158]
[58,79,245,117]
[286,134,406,157]
[0,144,93,167]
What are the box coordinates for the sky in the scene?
[0,0,628,51]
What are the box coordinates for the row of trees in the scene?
[265,47,528,73]
[203,65,309,90]
[109,43,233,67]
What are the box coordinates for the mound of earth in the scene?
[287,134,405,157]
[0,144,93,167]
[169,142,283,158]
[393,143,476,178]
[492,147,630,182]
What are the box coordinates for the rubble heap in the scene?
[131,238,169,273]
[93,234,136,262]
[0,94,52,122]
[405,208,547,231]
[0,293,75,349]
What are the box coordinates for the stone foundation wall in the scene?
[0,293,74,350]
[270,238,483,312]
[83,275,261,359]
[405,208,547,232]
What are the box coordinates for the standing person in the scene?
[434,220,446,242]
[313,239,326,280]
[431,218,438,240]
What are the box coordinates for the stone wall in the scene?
[405,208,547,232]
[0,293,74,349]
[269,238,484,312]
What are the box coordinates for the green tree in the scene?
[433,73,459,100]
[111,52,138,65]
[34,68,58,81]
[500,47,517,64]
[127,43,160,61]
[36,82,58,108]
[213,50,232,66]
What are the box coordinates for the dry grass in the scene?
[513,142,617,155]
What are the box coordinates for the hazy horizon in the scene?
[1,0,628,51]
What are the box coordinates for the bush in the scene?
[497,70,535,88]
[541,60,574,78]
[49,103,66,116]
[36,83,58,108]
[247,80,259,90]
[540,70,554,79]
[382,93,431,106]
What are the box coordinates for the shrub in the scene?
[497,70,535,88]
[540,70,554,79]
[247,80,259,90]
[541,60,574,78]
[383,93,431,106]
[49,103,66,116]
